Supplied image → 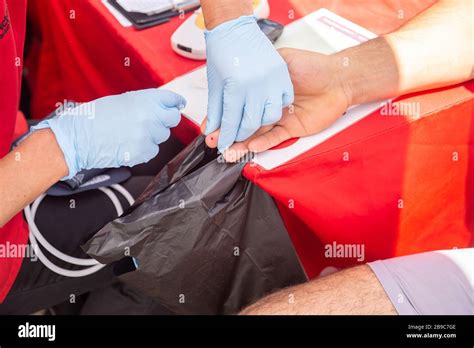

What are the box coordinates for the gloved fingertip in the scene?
[282,92,294,107]
[159,90,187,109]
[178,96,187,110]
[217,138,231,155]
[204,119,219,135]
[204,125,213,136]
[218,146,230,156]
[234,130,252,143]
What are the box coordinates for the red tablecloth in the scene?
[26,0,473,278]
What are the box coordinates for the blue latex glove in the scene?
[204,15,294,152]
[32,89,186,179]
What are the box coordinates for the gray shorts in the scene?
[368,248,473,315]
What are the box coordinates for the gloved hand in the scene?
[32,89,186,179]
[204,15,294,153]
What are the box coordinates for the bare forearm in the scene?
[333,38,400,106]
[386,0,473,93]
[0,129,68,227]
[240,265,396,315]
[334,0,474,106]
[200,0,252,29]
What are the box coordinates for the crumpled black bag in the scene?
[83,136,307,314]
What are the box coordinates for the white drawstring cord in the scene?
[24,184,135,277]
[110,184,135,207]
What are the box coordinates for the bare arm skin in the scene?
[240,265,397,315]
[203,0,474,158]
[0,129,68,227]
[339,0,474,106]
[200,0,253,29]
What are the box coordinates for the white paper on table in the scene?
[160,8,387,170]
[117,0,174,14]
[102,0,132,27]
[161,66,209,125]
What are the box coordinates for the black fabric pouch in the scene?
[83,136,307,314]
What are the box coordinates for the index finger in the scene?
[201,117,219,148]
[247,125,292,153]
[223,125,273,162]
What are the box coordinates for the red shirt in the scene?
[0,0,28,303]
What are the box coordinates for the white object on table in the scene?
[117,0,174,14]
[171,0,270,60]
[162,8,387,170]
[102,0,132,27]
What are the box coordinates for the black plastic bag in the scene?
[83,136,307,314]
